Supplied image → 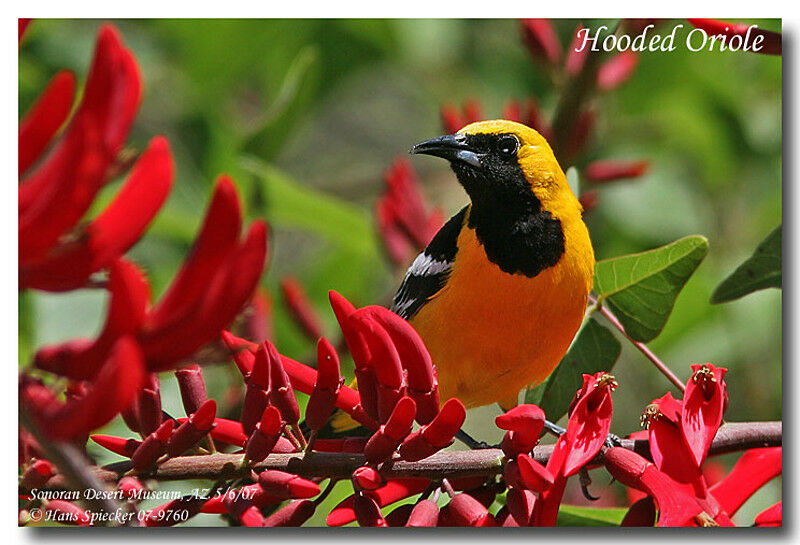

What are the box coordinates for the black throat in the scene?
[451,160,565,278]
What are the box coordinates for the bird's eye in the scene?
[497,135,519,158]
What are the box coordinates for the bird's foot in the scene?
[455,430,497,450]
[545,420,622,448]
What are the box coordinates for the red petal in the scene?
[754,501,781,527]
[709,447,781,515]
[565,25,588,75]
[19,70,76,176]
[597,51,639,91]
[584,159,649,184]
[280,276,324,340]
[521,19,561,66]
[517,453,554,493]
[264,499,315,527]
[44,500,91,526]
[175,363,208,416]
[681,364,727,467]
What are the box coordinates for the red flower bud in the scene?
[506,486,536,526]
[306,337,344,431]
[135,374,162,436]
[144,495,205,527]
[264,499,315,527]
[585,159,649,184]
[117,476,146,499]
[681,363,728,467]
[175,363,208,416]
[207,417,247,447]
[495,404,545,455]
[166,399,216,457]
[565,25,588,75]
[131,419,173,471]
[91,434,142,458]
[240,382,270,437]
[406,499,440,527]
[353,466,384,491]
[350,315,405,422]
[364,396,417,463]
[398,398,464,462]
[442,493,496,527]
[280,276,324,341]
[246,288,274,343]
[221,330,256,376]
[244,405,283,463]
[224,495,265,527]
[21,459,55,489]
[353,492,388,527]
[258,470,320,499]
[266,341,300,428]
[597,51,638,91]
[516,453,554,493]
[521,19,561,66]
[44,500,91,526]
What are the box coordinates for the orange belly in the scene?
[409,226,593,409]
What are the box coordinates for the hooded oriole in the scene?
[333,119,594,431]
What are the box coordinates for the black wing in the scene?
[390,206,468,320]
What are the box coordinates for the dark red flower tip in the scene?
[117,476,145,499]
[223,495,265,527]
[264,499,315,527]
[585,159,649,184]
[258,470,320,499]
[442,493,497,527]
[19,70,76,176]
[166,400,217,457]
[364,396,417,464]
[681,363,728,467]
[495,404,545,454]
[131,419,173,471]
[353,466,384,491]
[621,496,657,527]
[90,434,142,458]
[754,501,781,527]
[265,341,300,427]
[517,453,554,493]
[221,330,257,377]
[597,51,639,91]
[244,406,283,463]
[280,276,324,341]
[21,459,56,489]
[506,486,536,526]
[250,343,271,390]
[44,500,91,526]
[406,499,440,527]
[175,363,208,416]
[144,495,205,527]
[306,337,343,432]
[521,19,562,66]
[687,19,781,55]
[353,492,388,527]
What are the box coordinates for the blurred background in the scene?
[19,19,781,525]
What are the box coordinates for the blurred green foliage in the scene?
[20,19,781,525]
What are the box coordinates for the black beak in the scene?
[409,134,482,168]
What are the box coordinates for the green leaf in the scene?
[557,505,627,526]
[526,318,621,422]
[711,225,781,304]
[594,235,709,343]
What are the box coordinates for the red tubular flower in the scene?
[584,159,649,184]
[496,404,545,456]
[398,398,465,462]
[264,500,316,527]
[754,501,781,527]
[117,476,145,499]
[246,288,274,343]
[244,405,283,463]
[643,392,702,485]
[596,51,639,91]
[681,364,728,467]
[709,447,781,515]
[516,453,554,493]
[21,136,174,292]
[266,340,300,428]
[20,24,142,267]
[562,372,616,477]
[521,19,561,67]
[22,336,146,441]
[135,373,162,436]
[326,478,430,526]
[565,25,588,76]
[353,492,388,527]
[166,399,217,457]
[349,315,405,423]
[44,500,91,526]
[224,496,266,527]
[90,434,142,458]
[305,337,344,431]
[240,344,271,435]
[604,446,715,527]
[352,466,384,491]
[406,499,440,527]
[175,363,208,416]
[506,487,537,526]
[258,470,320,499]
[34,258,149,380]
[364,396,417,463]
[131,419,173,471]
[280,276,324,341]
[376,199,414,266]
[206,417,248,447]
[687,19,781,55]
[144,495,205,527]
[21,459,56,489]
[441,493,497,527]
[19,70,75,175]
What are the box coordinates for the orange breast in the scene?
[409,222,593,409]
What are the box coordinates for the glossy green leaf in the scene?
[594,235,709,343]
[711,225,781,304]
[525,318,621,422]
[557,505,627,526]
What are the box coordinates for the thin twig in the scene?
[591,295,686,392]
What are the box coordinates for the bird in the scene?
[332,119,594,432]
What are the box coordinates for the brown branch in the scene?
[36,421,780,490]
